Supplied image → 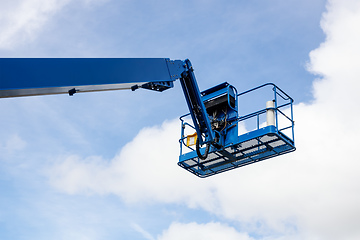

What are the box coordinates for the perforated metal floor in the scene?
[178,125,295,178]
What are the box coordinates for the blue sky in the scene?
[1,0,360,239]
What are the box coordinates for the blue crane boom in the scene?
[0,58,182,97]
[0,58,295,177]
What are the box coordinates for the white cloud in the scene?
[3,134,27,152]
[158,222,254,240]
[0,0,70,49]
[45,0,360,239]
[0,0,108,49]
[308,0,360,126]
[0,134,27,162]
[132,223,156,240]
[48,119,219,210]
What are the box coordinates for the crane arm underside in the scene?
[0,58,185,98]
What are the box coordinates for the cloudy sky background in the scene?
[1,0,360,239]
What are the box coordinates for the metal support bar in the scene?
[179,59,214,144]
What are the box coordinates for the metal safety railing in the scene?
[236,83,295,144]
[179,83,295,157]
[179,113,196,155]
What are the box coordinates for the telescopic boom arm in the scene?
[0,58,182,97]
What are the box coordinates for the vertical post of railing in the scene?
[273,85,279,133]
[291,98,295,142]
[180,120,184,156]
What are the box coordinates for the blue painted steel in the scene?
[179,59,214,145]
[0,58,183,98]
[165,59,186,80]
[201,82,238,147]
[178,83,295,178]
[201,82,229,100]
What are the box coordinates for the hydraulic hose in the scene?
[196,138,210,160]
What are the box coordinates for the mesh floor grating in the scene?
[178,125,295,178]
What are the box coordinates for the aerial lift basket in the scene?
[178,83,295,178]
